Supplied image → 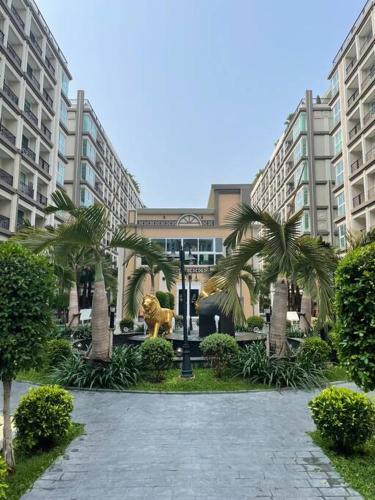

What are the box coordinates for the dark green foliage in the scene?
[119,318,134,331]
[246,316,264,331]
[155,291,172,309]
[167,292,175,310]
[53,347,142,389]
[0,457,7,499]
[14,385,73,453]
[309,387,375,451]
[235,342,327,389]
[140,338,174,381]
[297,337,331,367]
[0,242,54,380]
[335,242,375,391]
[71,324,92,350]
[45,339,72,367]
[200,333,239,377]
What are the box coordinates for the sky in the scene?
[37,0,365,208]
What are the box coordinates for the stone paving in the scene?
[3,382,363,499]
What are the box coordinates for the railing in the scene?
[0,168,13,186]
[41,123,51,140]
[95,183,103,197]
[37,192,47,205]
[368,186,375,201]
[19,181,34,198]
[7,43,22,67]
[21,145,36,162]
[366,145,375,162]
[353,192,365,208]
[96,139,104,152]
[137,219,216,227]
[286,161,294,174]
[3,82,18,105]
[11,4,25,30]
[360,32,373,54]
[363,108,375,125]
[29,32,42,56]
[42,89,53,108]
[347,89,359,107]
[24,107,38,125]
[38,156,50,173]
[350,158,363,174]
[362,66,375,89]
[45,56,55,76]
[26,70,40,90]
[0,215,10,230]
[346,58,356,74]
[0,123,16,144]
[349,123,361,140]
[0,29,4,44]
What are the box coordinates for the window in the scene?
[56,162,64,186]
[215,238,223,253]
[295,186,309,210]
[183,239,198,252]
[83,114,97,140]
[199,238,213,252]
[292,112,306,142]
[82,139,96,163]
[333,130,342,156]
[61,72,69,97]
[294,161,309,185]
[331,71,339,96]
[80,187,94,207]
[332,100,341,126]
[166,239,181,253]
[338,223,347,250]
[335,161,344,186]
[60,100,68,126]
[301,211,310,232]
[81,162,95,186]
[58,131,65,155]
[336,192,345,217]
[293,137,307,163]
[199,254,215,265]
[151,239,166,251]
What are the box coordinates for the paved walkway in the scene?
[5,382,363,499]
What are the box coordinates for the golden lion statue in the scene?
[142,294,174,338]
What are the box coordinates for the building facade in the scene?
[250,90,334,244]
[117,184,254,323]
[0,0,72,240]
[328,0,375,251]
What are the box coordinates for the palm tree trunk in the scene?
[300,294,312,332]
[150,272,155,295]
[3,379,15,470]
[270,278,289,358]
[68,281,79,327]
[90,261,111,362]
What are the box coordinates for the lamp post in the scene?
[188,273,193,334]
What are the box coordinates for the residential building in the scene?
[116,184,254,323]
[0,0,72,240]
[65,90,143,260]
[250,90,334,245]
[328,0,375,251]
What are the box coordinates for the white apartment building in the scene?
[250,90,334,244]
[328,0,375,250]
[65,90,143,260]
[0,0,72,240]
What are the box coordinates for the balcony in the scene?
[0,123,16,145]
[362,66,375,89]
[350,158,363,174]
[45,57,55,77]
[19,180,34,198]
[3,83,19,105]
[0,29,4,44]
[353,191,365,208]
[37,192,47,206]
[346,58,357,74]
[364,108,375,125]
[96,139,104,153]
[38,157,50,174]
[42,89,53,108]
[366,145,375,163]
[0,168,13,186]
[359,33,373,55]
[349,123,361,140]
[347,89,359,107]
[24,106,38,126]
[7,43,22,67]
[41,123,51,141]
[21,145,36,162]
[11,5,25,30]
[26,69,40,90]
[368,185,375,202]
[95,182,103,197]
[0,214,10,230]
[29,32,42,57]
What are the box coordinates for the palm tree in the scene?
[215,204,337,357]
[15,191,166,362]
[124,254,179,318]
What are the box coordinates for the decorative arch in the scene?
[177,213,202,226]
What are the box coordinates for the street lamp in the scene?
[188,273,193,334]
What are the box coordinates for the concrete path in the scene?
[5,382,363,500]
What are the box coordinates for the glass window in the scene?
[294,161,309,185]
[166,239,181,253]
[338,223,347,250]
[56,162,64,186]
[83,114,97,140]
[331,71,339,96]
[335,161,344,186]
[292,112,306,142]
[80,187,94,207]
[332,100,341,126]
[183,239,198,252]
[293,137,307,163]
[81,162,95,186]
[61,71,69,97]
[336,192,345,216]
[199,254,215,265]
[215,238,223,253]
[58,131,65,155]
[301,211,310,232]
[333,130,342,155]
[199,238,213,252]
[295,186,309,210]
[60,100,68,126]
[151,239,166,251]
[82,139,96,163]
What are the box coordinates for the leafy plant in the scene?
[335,242,375,391]
[297,337,331,367]
[45,339,72,367]
[200,333,239,377]
[246,316,264,331]
[0,457,7,500]
[309,387,375,451]
[53,347,142,389]
[119,318,134,332]
[140,338,174,381]
[14,385,73,453]
[174,315,183,329]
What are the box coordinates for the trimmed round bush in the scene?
[140,338,174,381]
[297,337,331,367]
[46,338,72,367]
[246,316,264,331]
[335,242,375,391]
[309,387,375,451]
[14,385,74,453]
[200,333,239,377]
[0,457,7,500]
[119,318,134,332]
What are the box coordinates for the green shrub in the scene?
[200,333,239,377]
[0,457,7,500]
[45,339,72,367]
[309,387,375,451]
[14,385,73,453]
[297,337,331,367]
[335,242,375,391]
[236,342,326,389]
[119,318,134,332]
[73,324,92,342]
[167,292,175,310]
[53,346,141,389]
[175,315,183,329]
[246,316,264,331]
[140,338,174,381]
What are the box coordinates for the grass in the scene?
[5,423,84,500]
[324,364,349,382]
[310,431,375,500]
[16,368,52,385]
[130,368,269,392]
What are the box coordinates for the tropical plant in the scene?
[309,387,375,451]
[45,339,72,367]
[15,191,167,362]
[0,457,7,499]
[297,337,331,367]
[0,242,54,470]
[200,333,239,377]
[246,316,264,331]
[214,205,337,357]
[140,338,174,381]
[119,318,134,332]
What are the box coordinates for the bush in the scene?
[53,346,142,389]
[246,316,264,331]
[119,318,134,332]
[140,338,174,381]
[235,342,327,389]
[167,292,175,310]
[297,337,331,367]
[0,457,7,500]
[200,333,239,377]
[45,339,72,367]
[335,242,375,391]
[309,387,375,451]
[14,385,73,453]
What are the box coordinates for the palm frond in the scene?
[45,190,79,216]
[124,267,149,318]
[224,203,264,248]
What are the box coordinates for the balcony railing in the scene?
[19,181,34,198]
[349,123,361,140]
[41,123,51,140]
[359,32,373,54]
[96,139,104,152]
[24,107,38,126]
[39,157,50,174]
[0,215,10,230]
[353,192,365,208]
[362,66,375,89]
[366,145,375,163]
[26,70,40,90]
[347,89,359,107]
[0,168,13,186]
[350,158,363,174]
[95,183,103,197]
[0,123,16,145]
[11,5,25,30]
[45,57,55,76]
[345,58,356,74]
[3,82,19,105]
[363,108,375,125]
[37,192,47,205]
[7,43,22,67]
[29,32,42,56]
[21,145,36,162]
[0,29,4,44]
[42,89,53,108]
